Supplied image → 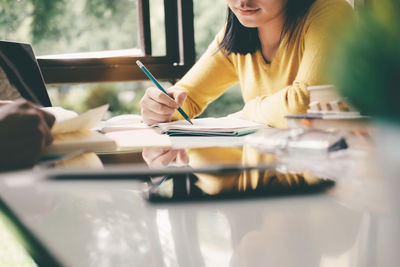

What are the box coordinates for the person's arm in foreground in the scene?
[0,99,55,170]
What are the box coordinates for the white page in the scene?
[51,105,109,134]
[98,122,149,133]
[42,106,78,122]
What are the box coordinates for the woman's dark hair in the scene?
[219,0,316,56]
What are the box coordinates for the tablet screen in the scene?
[143,168,334,202]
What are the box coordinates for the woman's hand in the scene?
[0,99,55,170]
[140,87,187,125]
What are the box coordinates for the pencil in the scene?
[136,60,193,125]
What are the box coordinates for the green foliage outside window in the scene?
[0,0,138,55]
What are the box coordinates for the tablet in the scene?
[43,146,334,202]
[143,168,334,202]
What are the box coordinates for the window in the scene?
[0,0,195,84]
[39,0,194,84]
[46,0,235,117]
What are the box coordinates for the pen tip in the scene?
[187,118,193,125]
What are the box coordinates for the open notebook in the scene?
[43,105,116,156]
[153,117,268,136]
[99,116,268,136]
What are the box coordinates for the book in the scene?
[308,85,342,103]
[284,85,374,133]
[307,85,357,114]
[43,105,117,155]
[153,117,268,136]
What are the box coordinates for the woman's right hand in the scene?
[140,87,187,125]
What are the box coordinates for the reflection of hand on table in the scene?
[142,148,189,169]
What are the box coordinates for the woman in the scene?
[140,0,353,128]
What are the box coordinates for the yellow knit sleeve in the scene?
[171,30,239,120]
[242,0,354,128]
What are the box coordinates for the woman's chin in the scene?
[237,19,259,28]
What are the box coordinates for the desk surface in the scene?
[0,144,399,267]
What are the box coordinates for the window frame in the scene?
[37,0,195,84]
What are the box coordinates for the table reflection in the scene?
[143,147,333,201]
[207,198,362,267]
[45,146,333,200]
[4,142,395,267]
[145,190,363,267]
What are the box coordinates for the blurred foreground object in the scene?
[330,1,400,260]
[0,99,55,170]
[245,128,347,156]
[330,0,400,124]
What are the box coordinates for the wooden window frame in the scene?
[38,0,195,84]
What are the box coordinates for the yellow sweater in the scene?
[173,0,353,128]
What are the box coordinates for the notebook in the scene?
[43,105,117,156]
[153,117,268,136]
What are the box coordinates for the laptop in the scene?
[0,41,52,107]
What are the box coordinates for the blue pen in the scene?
[136,60,193,125]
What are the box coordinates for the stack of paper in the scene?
[153,117,268,136]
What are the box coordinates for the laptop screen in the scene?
[0,41,52,107]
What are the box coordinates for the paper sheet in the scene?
[42,106,78,122]
[51,105,109,134]
[106,129,172,149]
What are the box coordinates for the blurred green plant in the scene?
[84,85,121,112]
[330,0,400,124]
[84,83,148,115]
